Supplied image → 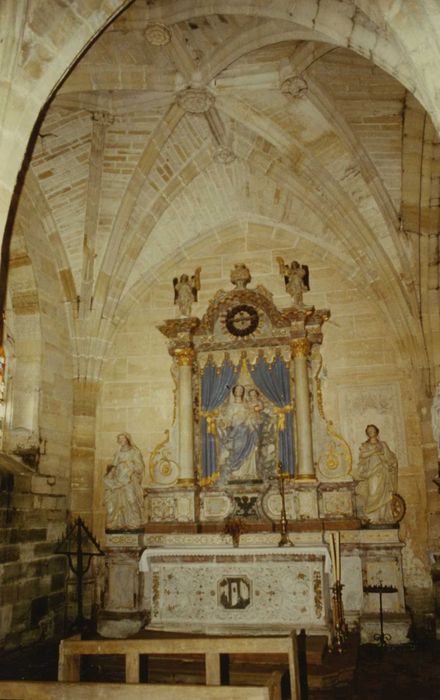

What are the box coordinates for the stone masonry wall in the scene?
[0,455,67,650]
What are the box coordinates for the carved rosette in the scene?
[177,88,215,114]
[281,76,308,99]
[213,145,236,164]
[144,22,172,46]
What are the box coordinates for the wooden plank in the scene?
[265,671,283,700]
[125,652,140,683]
[287,631,302,700]
[58,639,80,682]
[0,681,270,699]
[205,652,221,685]
[61,634,295,656]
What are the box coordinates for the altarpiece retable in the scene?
[99,264,409,645]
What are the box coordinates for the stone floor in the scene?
[311,642,440,699]
[0,637,439,698]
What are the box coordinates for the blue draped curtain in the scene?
[248,355,295,475]
[200,359,238,483]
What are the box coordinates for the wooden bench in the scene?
[0,679,278,699]
[58,633,300,699]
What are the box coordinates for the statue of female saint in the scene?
[218,384,261,481]
[355,424,398,523]
[104,433,145,530]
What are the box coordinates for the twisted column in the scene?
[291,339,315,480]
[174,347,195,485]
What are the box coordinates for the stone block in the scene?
[0,605,12,639]
[10,493,34,510]
[34,542,56,557]
[0,584,20,606]
[25,559,49,578]
[19,576,51,601]
[360,614,411,645]
[10,528,47,544]
[51,573,65,592]
[30,596,49,626]
[0,528,12,545]
[11,601,30,630]
[47,591,65,612]
[48,555,67,576]
[0,546,20,565]
[98,611,146,639]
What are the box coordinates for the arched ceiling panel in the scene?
[13,0,436,379]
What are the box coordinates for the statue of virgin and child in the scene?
[217,384,275,482]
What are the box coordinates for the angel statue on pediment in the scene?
[173,267,201,316]
[276,257,309,306]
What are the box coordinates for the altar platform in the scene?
[99,528,410,646]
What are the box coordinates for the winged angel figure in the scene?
[276,257,309,306]
[173,267,201,316]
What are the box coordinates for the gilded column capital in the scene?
[291,338,310,358]
[174,347,195,366]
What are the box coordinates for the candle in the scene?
[335,531,341,582]
[329,533,337,584]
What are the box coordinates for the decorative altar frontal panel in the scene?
[141,548,330,634]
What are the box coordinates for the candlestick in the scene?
[329,581,348,654]
[277,462,293,547]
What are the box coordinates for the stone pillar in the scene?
[291,339,315,481]
[70,379,100,520]
[174,347,195,485]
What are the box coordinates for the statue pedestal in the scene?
[339,527,411,644]
[146,486,196,523]
[318,482,357,520]
[97,534,146,638]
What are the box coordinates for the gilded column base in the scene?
[294,474,317,483]
[177,478,195,487]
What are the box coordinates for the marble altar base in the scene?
[98,528,411,644]
[139,542,331,637]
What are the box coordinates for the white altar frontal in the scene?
[99,264,410,645]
